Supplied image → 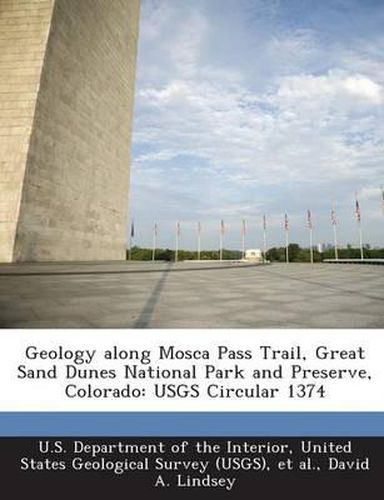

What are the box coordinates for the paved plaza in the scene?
[0,261,383,328]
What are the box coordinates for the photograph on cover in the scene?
[0,0,383,328]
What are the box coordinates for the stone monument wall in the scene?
[0,0,140,262]
[0,0,55,261]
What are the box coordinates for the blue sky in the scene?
[130,0,384,251]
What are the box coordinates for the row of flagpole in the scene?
[129,187,384,262]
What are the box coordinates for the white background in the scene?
[0,329,383,412]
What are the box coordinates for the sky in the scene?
[130,0,384,251]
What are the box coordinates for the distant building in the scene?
[245,249,263,262]
[317,243,323,253]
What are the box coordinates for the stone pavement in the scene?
[0,261,383,328]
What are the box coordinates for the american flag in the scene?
[176,221,181,236]
[263,214,267,230]
[307,209,313,229]
[331,205,337,226]
[241,219,246,235]
[355,195,361,223]
[284,213,289,231]
[220,219,225,235]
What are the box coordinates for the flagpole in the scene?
[175,222,179,263]
[333,223,339,261]
[358,222,364,260]
[263,215,267,263]
[307,210,313,264]
[381,185,384,215]
[197,222,201,261]
[128,220,134,261]
[219,232,223,261]
[241,219,246,259]
[285,214,289,263]
[309,227,313,264]
[285,229,289,263]
[219,220,224,261]
[152,223,157,261]
[355,193,364,260]
[263,230,267,262]
[331,203,338,261]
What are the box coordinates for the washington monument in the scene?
[0,0,140,262]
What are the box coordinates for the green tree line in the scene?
[127,244,384,262]
[267,244,384,262]
[127,246,242,261]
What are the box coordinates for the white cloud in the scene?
[360,186,383,200]
[135,67,383,188]
[276,70,383,107]
[139,0,173,41]
[166,10,208,78]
